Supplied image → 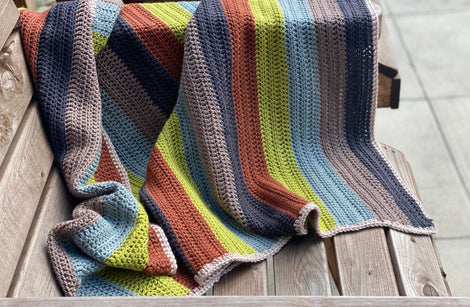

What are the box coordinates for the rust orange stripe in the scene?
[145,147,228,273]
[93,134,124,183]
[120,4,183,82]
[19,9,48,87]
[220,0,307,219]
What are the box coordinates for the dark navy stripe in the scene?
[106,16,179,117]
[36,1,78,167]
[194,0,296,236]
[139,185,195,276]
[337,0,433,227]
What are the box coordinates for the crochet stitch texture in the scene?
[19,0,435,296]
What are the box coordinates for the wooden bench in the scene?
[0,0,467,305]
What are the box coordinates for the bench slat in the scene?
[273,229,331,296]
[8,167,72,298]
[381,145,450,296]
[0,29,35,166]
[0,101,54,297]
[212,261,268,296]
[334,228,399,296]
[1,296,469,306]
[0,0,18,50]
[387,231,449,296]
[376,6,400,109]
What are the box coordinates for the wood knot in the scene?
[0,39,23,93]
[422,284,439,296]
[1,70,14,90]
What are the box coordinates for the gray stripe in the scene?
[62,0,106,195]
[96,47,167,145]
[48,197,103,296]
[306,0,410,224]
[182,19,247,227]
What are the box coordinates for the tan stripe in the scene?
[181,19,247,227]
[96,47,168,145]
[62,0,105,195]
[307,0,410,224]
[47,197,103,296]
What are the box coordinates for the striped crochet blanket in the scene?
[19,0,435,297]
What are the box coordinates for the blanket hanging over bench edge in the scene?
[18,0,435,297]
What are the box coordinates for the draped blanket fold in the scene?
[19,0,435,296]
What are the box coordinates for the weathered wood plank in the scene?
[324,237,341,295]
[377,72,392,108]
[377,17,400,109]
[377,73,400,109]
[430,238,452,296]
[377,14,398,79]
[8,167,73,298]
[0,29,35,165]
[0,296,470,307]
[381,145,450,297]
[212,261,268,296]
[387,231,449,297]
[273,228,331,296]
[334,227,399,296]
[0,0,18,50]
[373,0,400,109]
[0,101,54,297]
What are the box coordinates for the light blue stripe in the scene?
[72,181,139,262]
[62,239,106,279]
[176,1,200,14]
[101,91,153,179]
[278,0,373,225]
[174,89,278,253]
[65,237,136,296]
[92,1,121,37]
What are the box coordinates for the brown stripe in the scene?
[221,0,307,218]
[96,47,167,145]
[145,146,228,273]
[307,0,410,224]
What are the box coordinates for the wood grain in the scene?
[377,15,398,79]
[273,229,331,296]
[0,30,35,165]
[0,296,469,307]
[334,227,399,296]
[8,167,73,298]
[212,261,268,296]
[0,101,54,297]
[0,0,18,50]
[382,145,450,296]
[377,72,393,108]
[377,17,400,109]
[387,231,449,297]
